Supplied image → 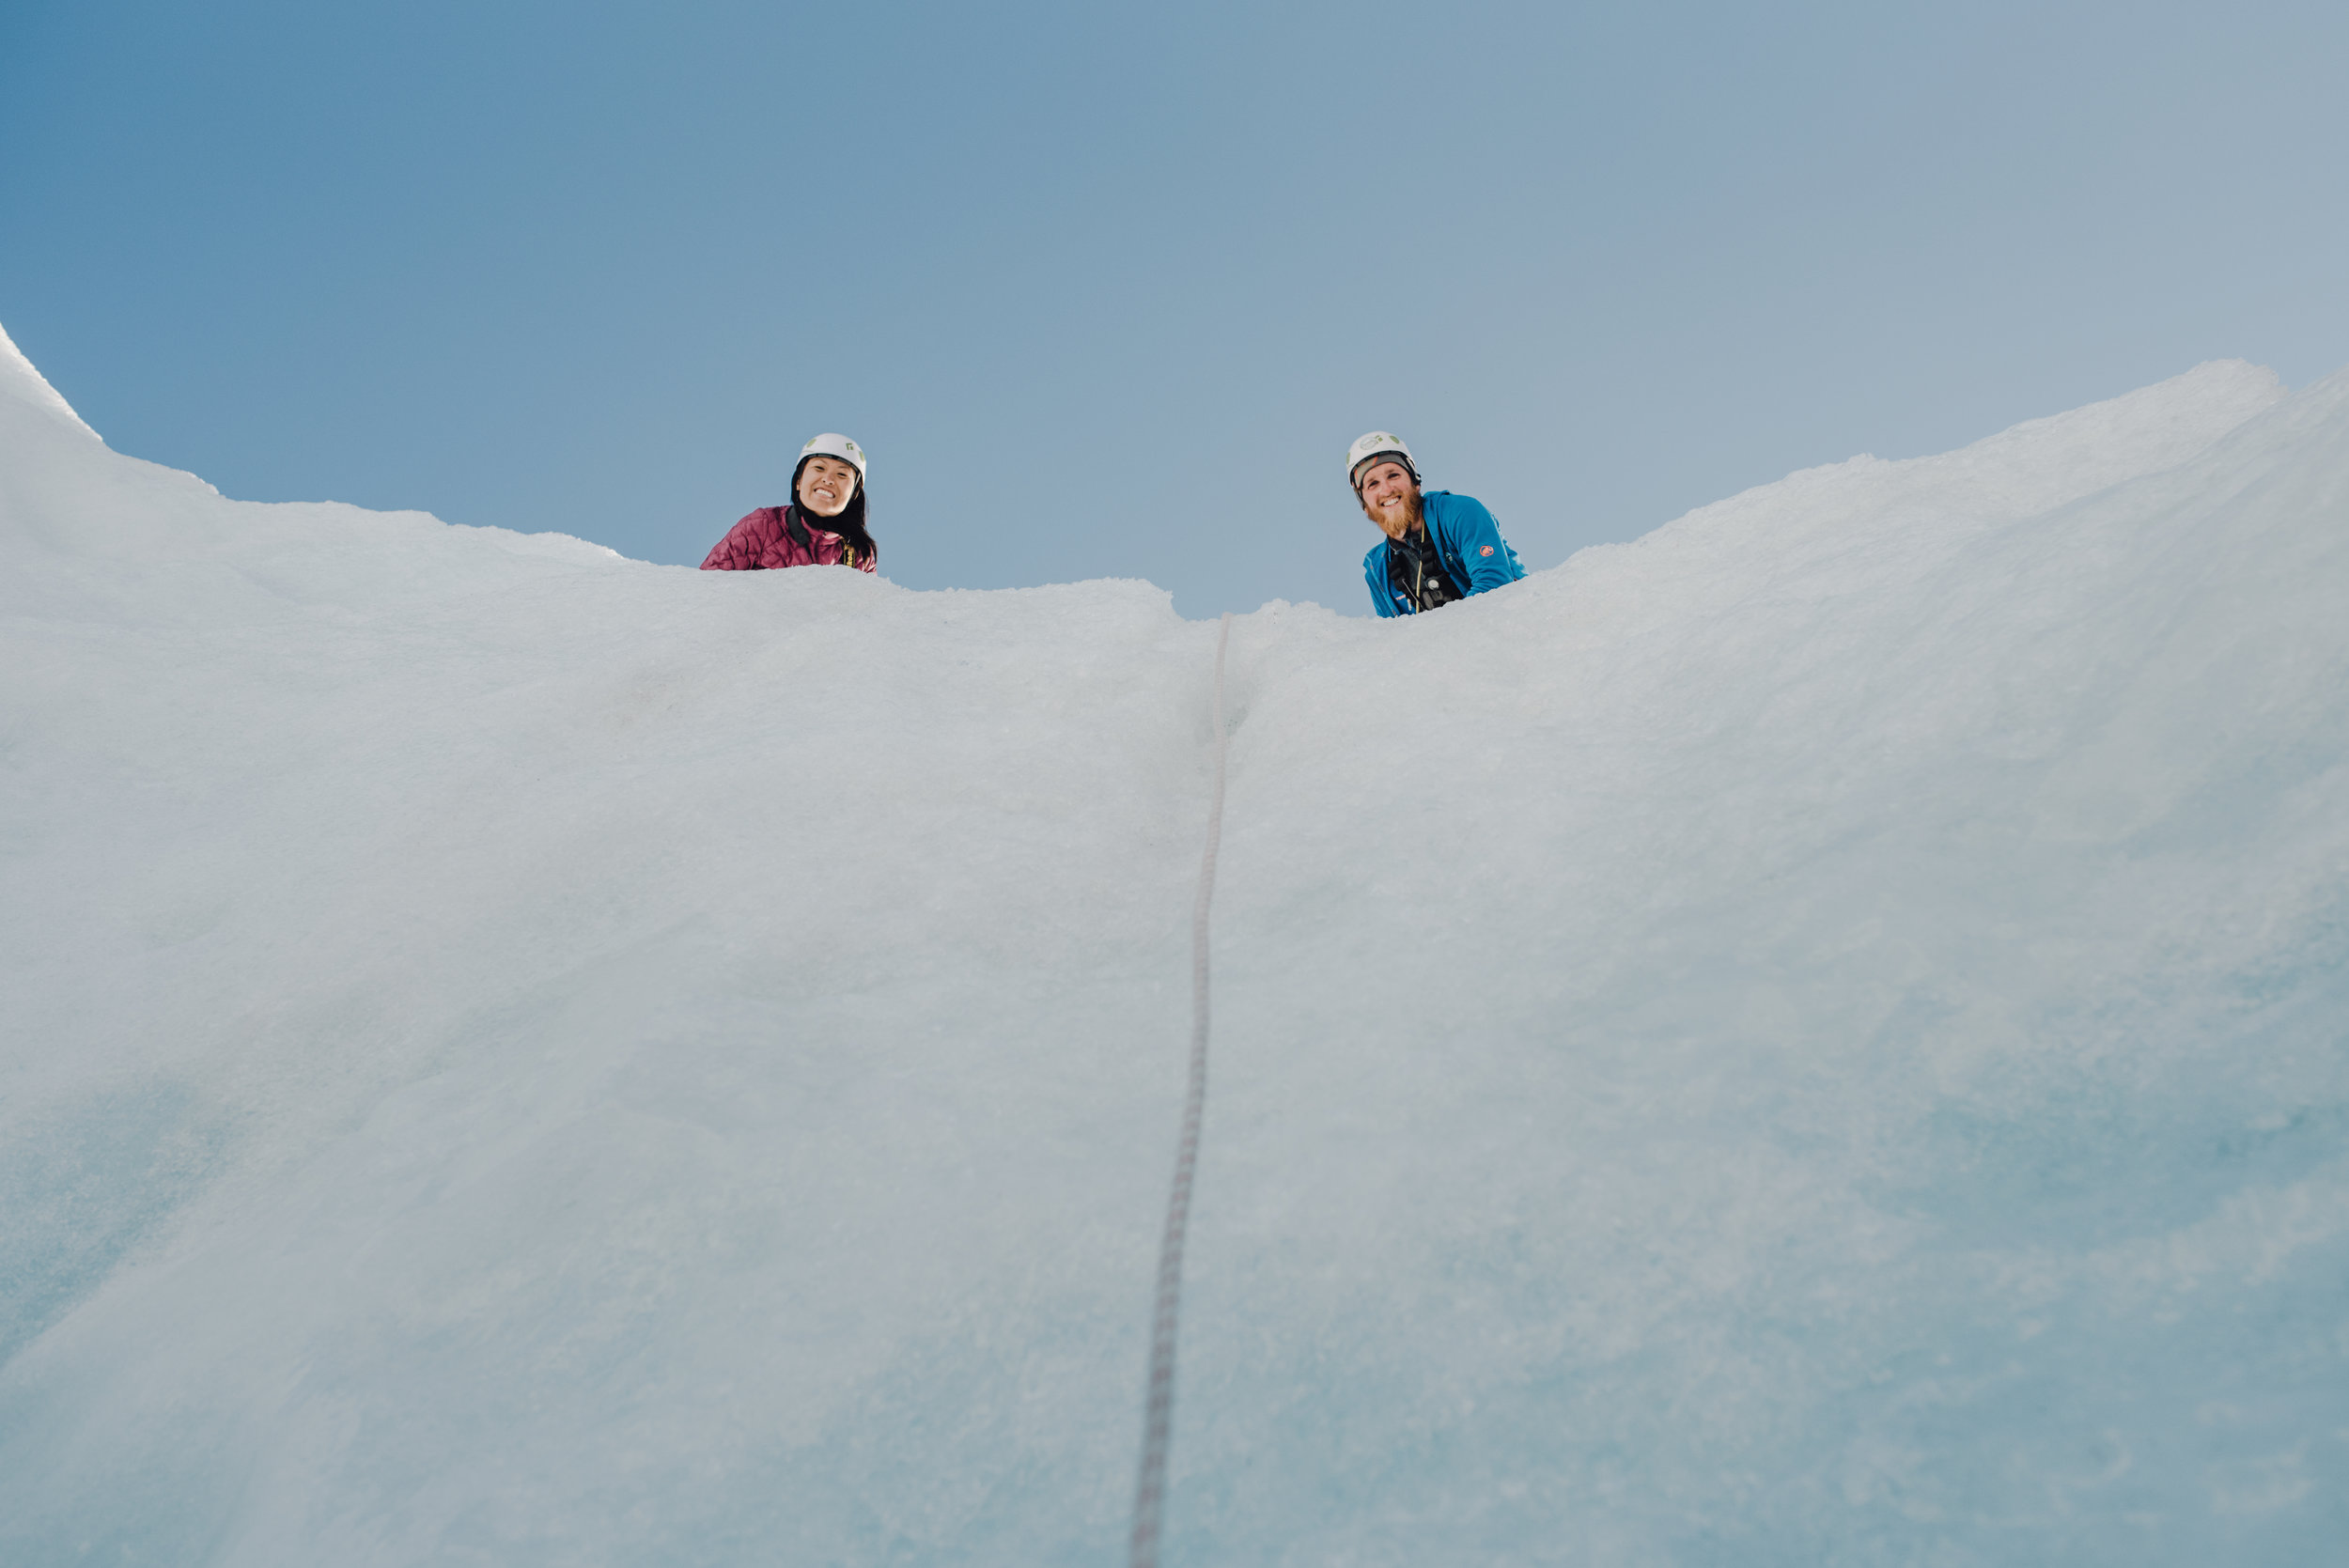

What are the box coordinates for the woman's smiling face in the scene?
[797,456,860,518]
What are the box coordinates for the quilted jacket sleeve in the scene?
[700,510,773,571]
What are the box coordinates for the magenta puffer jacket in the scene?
[699,507,877,573]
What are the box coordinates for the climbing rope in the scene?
[1128,612,1233,1568]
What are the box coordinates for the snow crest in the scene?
[0,320,103,443]
[3,326,2345,1565]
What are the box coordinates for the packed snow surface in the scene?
[3,319,2346,1566]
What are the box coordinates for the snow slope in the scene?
[3,320,2345,1566]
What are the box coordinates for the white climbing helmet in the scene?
[799,431,867,480]
[1346,430,1418,489]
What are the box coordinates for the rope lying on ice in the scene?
[1128,612,1233,1568]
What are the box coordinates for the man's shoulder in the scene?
[1423,491,1503,546]
[1422,490,1490,520]
[1362,537,1392,570]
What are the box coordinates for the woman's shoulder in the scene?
[719,505,787,536]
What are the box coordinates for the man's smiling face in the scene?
[1356,459,1421,540]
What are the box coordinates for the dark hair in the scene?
[792,456,877,567]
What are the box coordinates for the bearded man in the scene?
[1347,431,1523,617]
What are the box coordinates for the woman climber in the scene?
[699,432,879,574]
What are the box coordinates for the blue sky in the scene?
[5,0,2345,615]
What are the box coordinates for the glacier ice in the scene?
[2,321,2345,1565]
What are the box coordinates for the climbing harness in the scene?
[1127,613,1233,1568]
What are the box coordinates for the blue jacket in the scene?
[1362,490,1525,617]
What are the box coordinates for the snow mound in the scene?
[3,329,2344,1566]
